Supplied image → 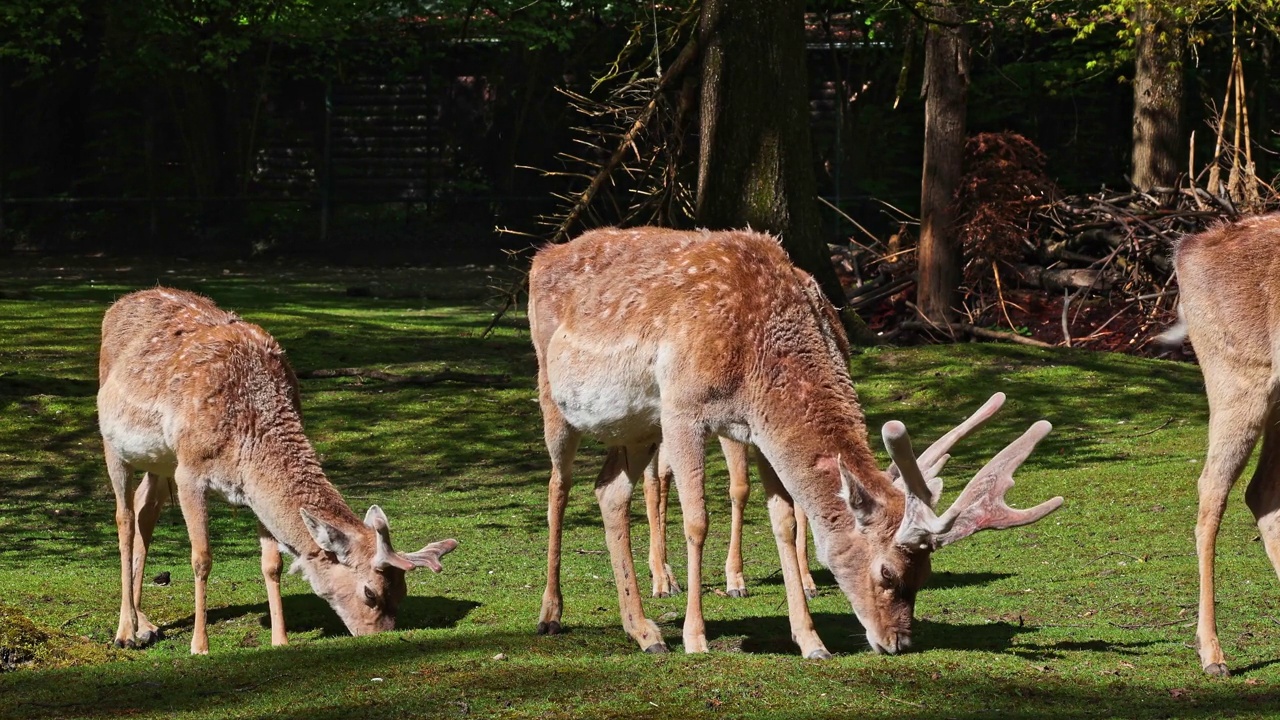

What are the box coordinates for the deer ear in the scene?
[300,508,354,563]
[837,462,879,527]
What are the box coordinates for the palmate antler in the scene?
[881,394,1064,551]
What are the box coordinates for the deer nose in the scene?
[870,632,912,655]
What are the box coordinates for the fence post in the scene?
[320,79,332,245]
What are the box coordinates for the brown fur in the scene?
[98,288,455,653]
[528,227,1060,657]
[1171,212,1280,676]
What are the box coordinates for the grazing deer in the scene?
[644,427,818,601]
[528,227,1063,657]
[98,288,457,654]
[1161,213,1280,676]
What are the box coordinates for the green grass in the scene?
[1,257,1279,718]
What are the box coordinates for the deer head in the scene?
[297,505,458,634]
[829,393,1063,654]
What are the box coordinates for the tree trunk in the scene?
[696,0,844,308]
[916,1,969,323]
[1130,1,1184,191]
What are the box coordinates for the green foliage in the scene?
[1,260,1279,717]
[0,0,83,75]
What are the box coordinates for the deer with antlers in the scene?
[528,227,1063,656]
[98,288,457,653]
[1161,213,1280,676]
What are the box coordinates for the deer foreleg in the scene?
[759,457,830,659]
[258,522,288,646]
[174,466,212,655]
[664,430,709,653]
[596,446,666,653]
[794,505,818,599]
[722,438,750,598]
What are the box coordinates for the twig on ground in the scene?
[297,368,509,387]
[901,320,1055,348]
[1127,417,1174,438]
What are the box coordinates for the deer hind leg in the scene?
[129,473,171,647]
[105,444,141,649]
[721,438,750,598]
[537,401,581,636]
[258,522,288,646]
[1193,375,1271,677]
[643,448,681,598]
[1245,402,1280,600]
[794,505,818,599]
[758,455,830,659]
[173,465,212,655]
[596,444,666,652]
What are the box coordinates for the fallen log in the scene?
[1009,264,1111,292]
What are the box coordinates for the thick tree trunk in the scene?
[915,1,969,323]
[696,0,844,308]
[1130,2,1184,191]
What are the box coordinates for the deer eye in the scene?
[363,585,378,607]
[879,564,896,585]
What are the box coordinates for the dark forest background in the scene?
[0,2,1270,265]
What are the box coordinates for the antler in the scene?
[887,392,1007,499]
[881,401,1063,551]
[365,505,460,572]
[930,421,1062,548]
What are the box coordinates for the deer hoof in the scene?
[804,587,819,599]
[536,621,562,636]
[136,629,163,647]
[726,589,748,598]
[805,648,833,660]
[1203,662,1229,677]
[643,642,669,654]
[112,638,136,650]
[653,591,671,599]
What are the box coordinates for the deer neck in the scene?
[746,329,900,562]
[241,423,363,560]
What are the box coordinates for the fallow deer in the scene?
[1161,213,1280,676]
[528,227,1063,657]
[98,288,457,654]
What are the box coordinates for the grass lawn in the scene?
[1,257,1279,719]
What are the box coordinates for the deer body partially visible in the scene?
[98,288,456,654]
[1164,213,1280,676]
[529,227,1062,657]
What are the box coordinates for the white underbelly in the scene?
[546,335,662,445]
[101,421,178,476]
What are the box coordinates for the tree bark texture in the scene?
[696,0,845,307]
[1130,1,1184,191]
[916,1,969,323]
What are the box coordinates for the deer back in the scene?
[1173,214,1280,371]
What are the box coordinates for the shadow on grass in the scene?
[159,594,480,639]
[701,613,1050,656]
[2,625,1275,720]
[753,569,1008,594]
